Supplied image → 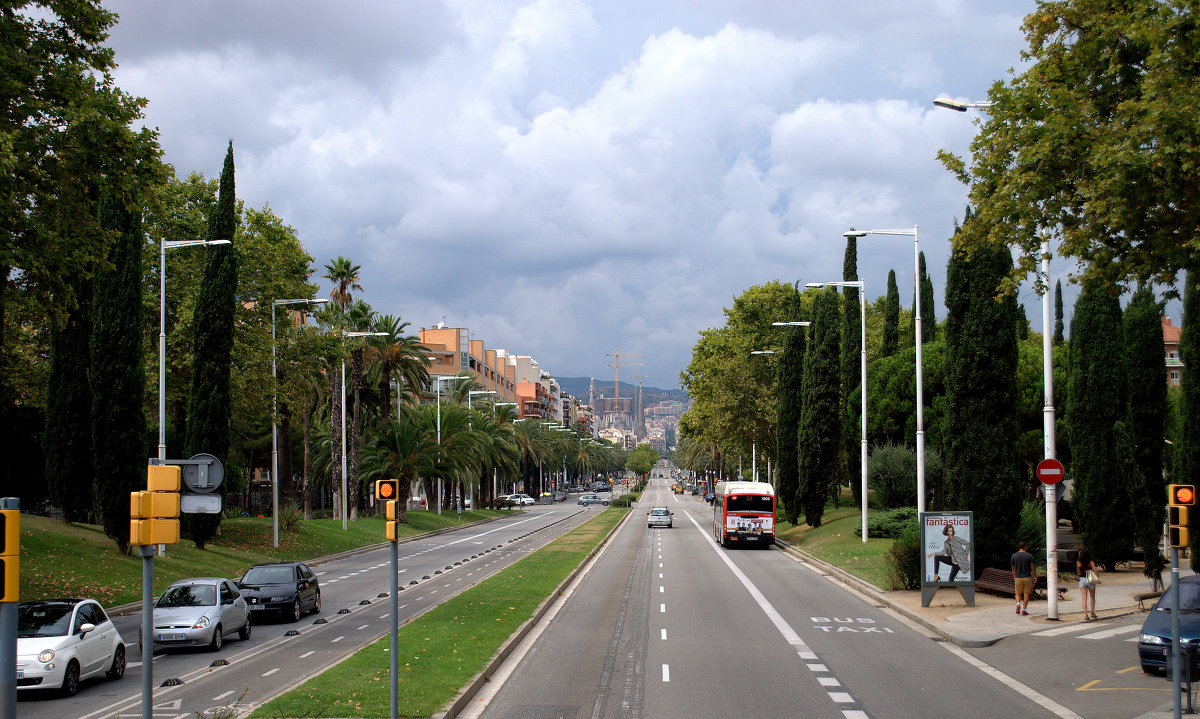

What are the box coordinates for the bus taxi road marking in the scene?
[811,617,894,634]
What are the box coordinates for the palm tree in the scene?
[321,257,361,519]
[372,314,430,422]
[511,420,554,496]
[361,409,440,524]
[344,300,376,521]
[323,256,362,312]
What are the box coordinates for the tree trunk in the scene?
[302,405,313,520]
[350,347,364,521]
[280,399,295,506]
[331,368,342,519]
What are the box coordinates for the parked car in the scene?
[1139,576,1200,673]
[647,507,673,528]
[142,577,251,652]
[577,493,609,506]
[592,482,612,492]
[510,494,536,506]
[237,562,321,622]
[17,598,126,696]
[551,490,567,502]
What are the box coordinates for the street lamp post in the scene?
[341,331,388,530]
[807,281,868,543]
[158,238,231,463]
[271,297,328,547]
[844,227,924,513]
[932,96,1059,619]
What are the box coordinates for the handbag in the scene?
[1086,569,1101,585]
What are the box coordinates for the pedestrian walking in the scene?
[1011,540,1036,615]
[1077,547,1100,620]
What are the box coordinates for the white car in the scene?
[144,577,251,651]
[511,493,536,506]
[577,493,609,506]
[647,506,673,528]
[17,598,126,696]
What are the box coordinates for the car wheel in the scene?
[106,645,126,680]
[290,598,302,623]
[61,660,80,696]
[603,501,609,506]
[239,617,252,641]
[312,590,322,615]
[1142,664,1163,675]
[208,624,223,652]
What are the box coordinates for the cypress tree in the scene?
[943,217,1021,574]
[1180,270,1200,567]
[919,251,937,343]
[92,195,148,552]
[1053,279,1065,346]
[799,288,841,527]
[44,277,94,523]
[1016,305,1030,341]
[776,289,805,525]
[882,270,899,358]
[1124,285,1167,579]
[841,237,859,508]
[1068,276,1133,568]
[184,142,238,548]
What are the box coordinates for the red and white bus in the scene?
[712,481,775,547]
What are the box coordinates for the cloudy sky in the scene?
[105,0,1054,390]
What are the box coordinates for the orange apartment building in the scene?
[419,325,518,402]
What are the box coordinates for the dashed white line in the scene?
[356,624,369,630]
[829,692,853,703]
[212,690,234,701]
[807,663,828,672]
[818,677,840,687]
[662,664,670,682]
[660,603,666,613]
[659,586,664,593]
[331,635,345,643]
[661,629,667,640]
[262,668,280,677]
[299,651,314,659]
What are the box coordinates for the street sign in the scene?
[1036,458,1065,485]
[181,453,224,494]
[180,493,223,514]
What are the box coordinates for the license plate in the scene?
[157,633,185,641]
[250,604,265,610]
[16,668,23,679]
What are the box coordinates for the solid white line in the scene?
[262,668,280,677]
[941,642,1083,718]
[211,690,234,701]
[662,664,670,681]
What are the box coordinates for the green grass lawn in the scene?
[251,507,628,719]
[19,508,510,606]
[776,501,893,590]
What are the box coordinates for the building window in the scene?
[1171,371,1181,381]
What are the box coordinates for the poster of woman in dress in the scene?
[924,512,973,584]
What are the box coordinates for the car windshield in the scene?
[1157,582,1200,612]
[243,566,294,585]
[17,604,73,638]
[158,584,216,608]
[650,509,669,516]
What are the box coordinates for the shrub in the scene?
[885,524,922,589]
[867,441,942,510]
[610,494,634,507]
[1016,499,1045,557]
[279,502,303,533]
[855,506,918,538]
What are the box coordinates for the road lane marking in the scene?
[819,677,841,687]
[1080,625,1140,640]
[300,651,314,659]
[356,624,369,630]
[663,664,670,681]
[808,663,828,672]
[941,642,1083,718]
[212,690,234,701]
[661,629,667,640]
[262,668,280,677]
[331,635,345,643]
[659,586,664,593]
[829,692,853,703]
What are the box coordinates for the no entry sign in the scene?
[1037,458,1065,485]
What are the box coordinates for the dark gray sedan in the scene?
[237,562,321,622]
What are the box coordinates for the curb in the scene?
[435,507,634,719]
[108,513,508,617]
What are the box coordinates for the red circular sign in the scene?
[1036,458,1065,485]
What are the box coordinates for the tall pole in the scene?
[1041,240,1060,619]
[158,241,168,463]
[858,282,869,544]
[341,359,348,530]
[272,303,279,547]
[912,227,925,515]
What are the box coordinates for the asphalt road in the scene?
[17,503,595,719]
[468,471,1072,719]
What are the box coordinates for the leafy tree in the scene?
[940,1,1200,294]
[1068,277,1133,569]
[183,143,238,549]
[43,275,94,523]
[1053,280,1065,346]
[943,217,1021,574]
[1016,305,1029,341]
[799,288,840,527]
[775,289,805,524]
[626,443,659,477]
[1124,285,1167,581]
[842,238,860,507]
[92,195,148,552]
[882,270,899,359]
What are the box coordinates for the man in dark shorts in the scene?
[1011,540,1036,615]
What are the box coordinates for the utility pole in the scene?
[606,350,642,429]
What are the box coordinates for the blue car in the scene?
[1138,575,1200,674]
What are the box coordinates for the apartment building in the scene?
[1165,316,1183,387]
[419,324,518,401]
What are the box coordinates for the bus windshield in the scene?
[726,494,772,513]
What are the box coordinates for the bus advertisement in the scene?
[712,481,775,547]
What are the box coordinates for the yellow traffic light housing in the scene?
[1172,484,1196,506]
[385,500,399,541]
[131,463,182,546]
[130,518,180,546]
[147,464,181,493]
[375,479,399,502]
[1169,485,1194,548]
[0,508,18,602]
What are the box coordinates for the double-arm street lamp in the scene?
[157,238,232,463]
[341,331,388,529]
[271,297,329,547]
[807,280,868,543]
[843,227,926,514]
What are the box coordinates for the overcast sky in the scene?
[105,0,1073,390]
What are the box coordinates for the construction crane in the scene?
[605,350,643,408]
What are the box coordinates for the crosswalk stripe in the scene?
[1033,623,1140,639]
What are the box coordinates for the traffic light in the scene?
[374,479,399,502]
[385,500,400,542]
[0,508,19,602]
[131,464,181,546]
[1169,484,1195,548]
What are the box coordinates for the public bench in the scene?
[974,567,1067,600]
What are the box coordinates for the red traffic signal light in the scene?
[1171,484,1196,506]
[374,479,399,501]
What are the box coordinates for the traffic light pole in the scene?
[390,536,398,719]
[141,544,155,719]
[1173,546,1182,719]
[0,497,18,719]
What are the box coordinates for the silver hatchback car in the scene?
[143,578,251,652]
[647,507,673,528]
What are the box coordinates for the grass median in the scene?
[251,506,628,719]
[20,508,510,606]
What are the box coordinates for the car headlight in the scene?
[1141,633,1167,645]
[38,649,55,663]
[192,616,211,629]
[270,596,290,602]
